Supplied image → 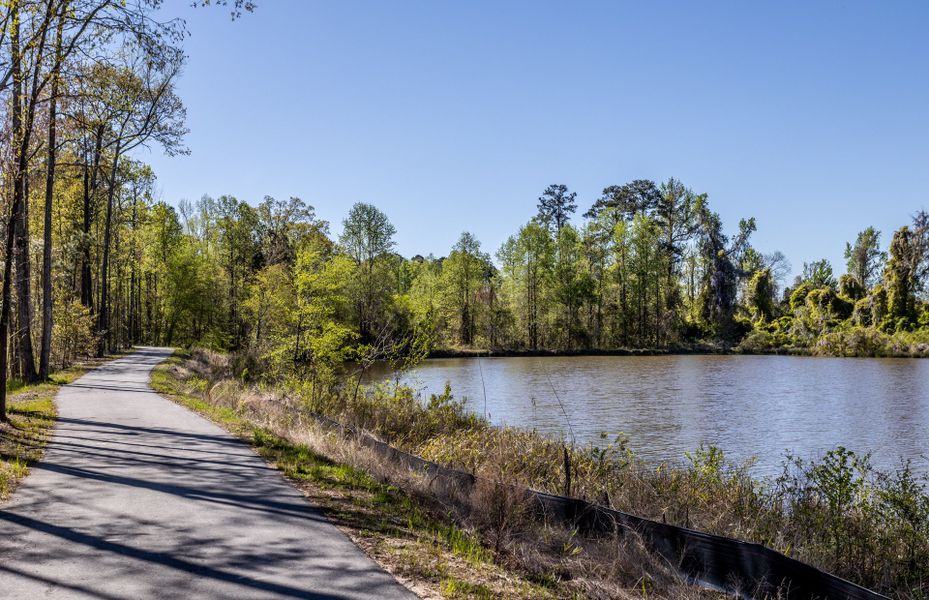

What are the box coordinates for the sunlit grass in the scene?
[152,352,563,599]
[440,578,495,599]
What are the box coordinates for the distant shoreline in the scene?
[427,344,726,359]
[426,345,926,359]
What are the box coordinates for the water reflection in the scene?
[372,355,929,477]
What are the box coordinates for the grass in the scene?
[150,350,742,599]
[0,354,125,501]
[151,352,566,600]
[0,394,53,500]
[163,348,929,599]
[440,579,496,599]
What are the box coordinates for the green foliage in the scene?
[536,184,577,234]
[58,154,929,367]
[440,232,491,346]
[339,202,396,265]
[497,219,555,349]
[697,208,756,342]
[337,382,486,449]
[885,226,917,330]
[735,318,795,353]
[838,273,865,301]
[768,448,929,591]
[845,227,886,289]
[552,224,596,349]
[339,202,400,343]
[745,268,776,323]
[51,301,96,369]
[871,284,889,329]
[789,281,813,311]
[802,258,836,289]
[812,326,929,358]
[585,179,661,221]
[129,178,929,368]
[852,296,872,326]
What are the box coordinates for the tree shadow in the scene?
[0,511,387,599]
[0,411,414,599]
[0,348,415,599]
[55,417,248,447]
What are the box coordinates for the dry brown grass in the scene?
[153,350,724,599]
[166,348,929,598]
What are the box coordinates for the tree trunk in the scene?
[14,150,37,382]
[39,12,66,380]
[0,194,18,421]
[620,248,628,346]
[81,125,103,310]
[12,0,57,384]
[655,274,661,347]
[1,6,23,419]
[228,244,237,347]
[96,148,121,357]
[128,193,138,343]
[7,6,35,385]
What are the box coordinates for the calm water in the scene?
[374,355,929,477]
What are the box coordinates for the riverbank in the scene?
[432,326,929,360]
[154,349,722,600]
[160,348,924,598]
[429,342,725,359]
[735,326,929,358]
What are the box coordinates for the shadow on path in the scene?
[0,348,416,599]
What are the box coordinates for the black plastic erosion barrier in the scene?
[304,410,888,600]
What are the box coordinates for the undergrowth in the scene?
[153,352,607,599]
[155,348,929,598]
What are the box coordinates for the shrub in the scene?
[51,300,97,369]
[814,326,890,357]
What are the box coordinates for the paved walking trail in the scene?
[0,347,416,599]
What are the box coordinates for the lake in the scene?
[374,354,929,477]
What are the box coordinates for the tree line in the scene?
[176,179,929,394]
[744,215,929,355]
[0,0,253,420]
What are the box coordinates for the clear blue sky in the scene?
[142,1,929,280]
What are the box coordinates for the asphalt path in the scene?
[0,347,417,599]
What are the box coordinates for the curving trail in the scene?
[0,347,416,599]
